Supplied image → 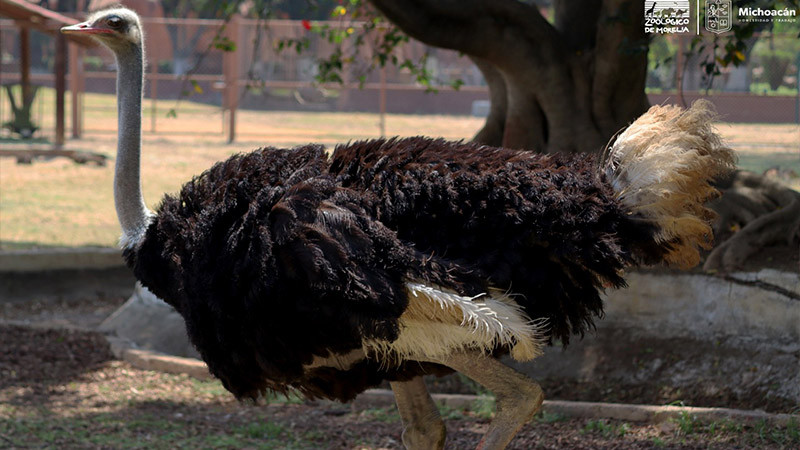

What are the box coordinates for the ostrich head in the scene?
[62,8,151,249]
[61,8,143,52]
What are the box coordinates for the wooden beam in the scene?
[54,33,66,147]
[69,43,82,138]
[150,54,158,133]
[20,26,31,105]
[1,0,96,47]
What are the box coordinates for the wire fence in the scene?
[647,33,800,125]
[1,17,798,144]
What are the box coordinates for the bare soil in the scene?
[2,291,799,449]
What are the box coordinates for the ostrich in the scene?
[63,8,735,450]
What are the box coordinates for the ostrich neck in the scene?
[114,45,151,248]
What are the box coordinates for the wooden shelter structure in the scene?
[0,0,104,164]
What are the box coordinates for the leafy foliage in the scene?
[692,0,800,90]
[169,0,799,113]
[276,0,797,94]
[274,0,463,91]
[2,85,39,139]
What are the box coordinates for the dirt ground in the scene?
[2,294,799,449]
[2,325,798,450]
[3,281,798,416]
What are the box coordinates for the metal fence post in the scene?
[150,55,158,133]
[224,14,241,144]
[379,65,386,137]
[54,34,66,147]
[796,51,799,155]
[795,52,799,125]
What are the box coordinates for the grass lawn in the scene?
[1,91,798,249]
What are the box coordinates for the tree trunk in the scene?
[166,22,207,76]
[469,56,506,147]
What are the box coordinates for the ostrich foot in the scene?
[391,376,446,449]
[424,351,544,450]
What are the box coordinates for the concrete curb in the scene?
[104,334,798,427]
[0,248,125,272]
[353,390,798,427]
[105,336,213,381]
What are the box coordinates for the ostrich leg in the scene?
[391,376,446,449]
[430,352,543,450]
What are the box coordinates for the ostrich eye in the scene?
[107,16,123,29]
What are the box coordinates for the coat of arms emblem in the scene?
[706,0,733,33]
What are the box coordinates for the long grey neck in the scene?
[113,44,151,248]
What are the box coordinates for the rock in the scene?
[99,282,199,358]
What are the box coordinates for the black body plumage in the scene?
[123,143,480,400]
[331,138,665,344]
[124,137,663,401]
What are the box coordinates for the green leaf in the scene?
[190,80,203,94]
[212,36,236,52]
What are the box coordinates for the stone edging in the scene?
[354,390,799,426]
[106,336,213,381]
[106,335,798,427]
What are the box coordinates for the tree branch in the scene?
[367,0,562,67]
[554,0,603,50]
[591,0,649,135]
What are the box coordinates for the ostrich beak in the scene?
[61,21,112,35]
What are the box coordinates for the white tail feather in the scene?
[603,100,736,268]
